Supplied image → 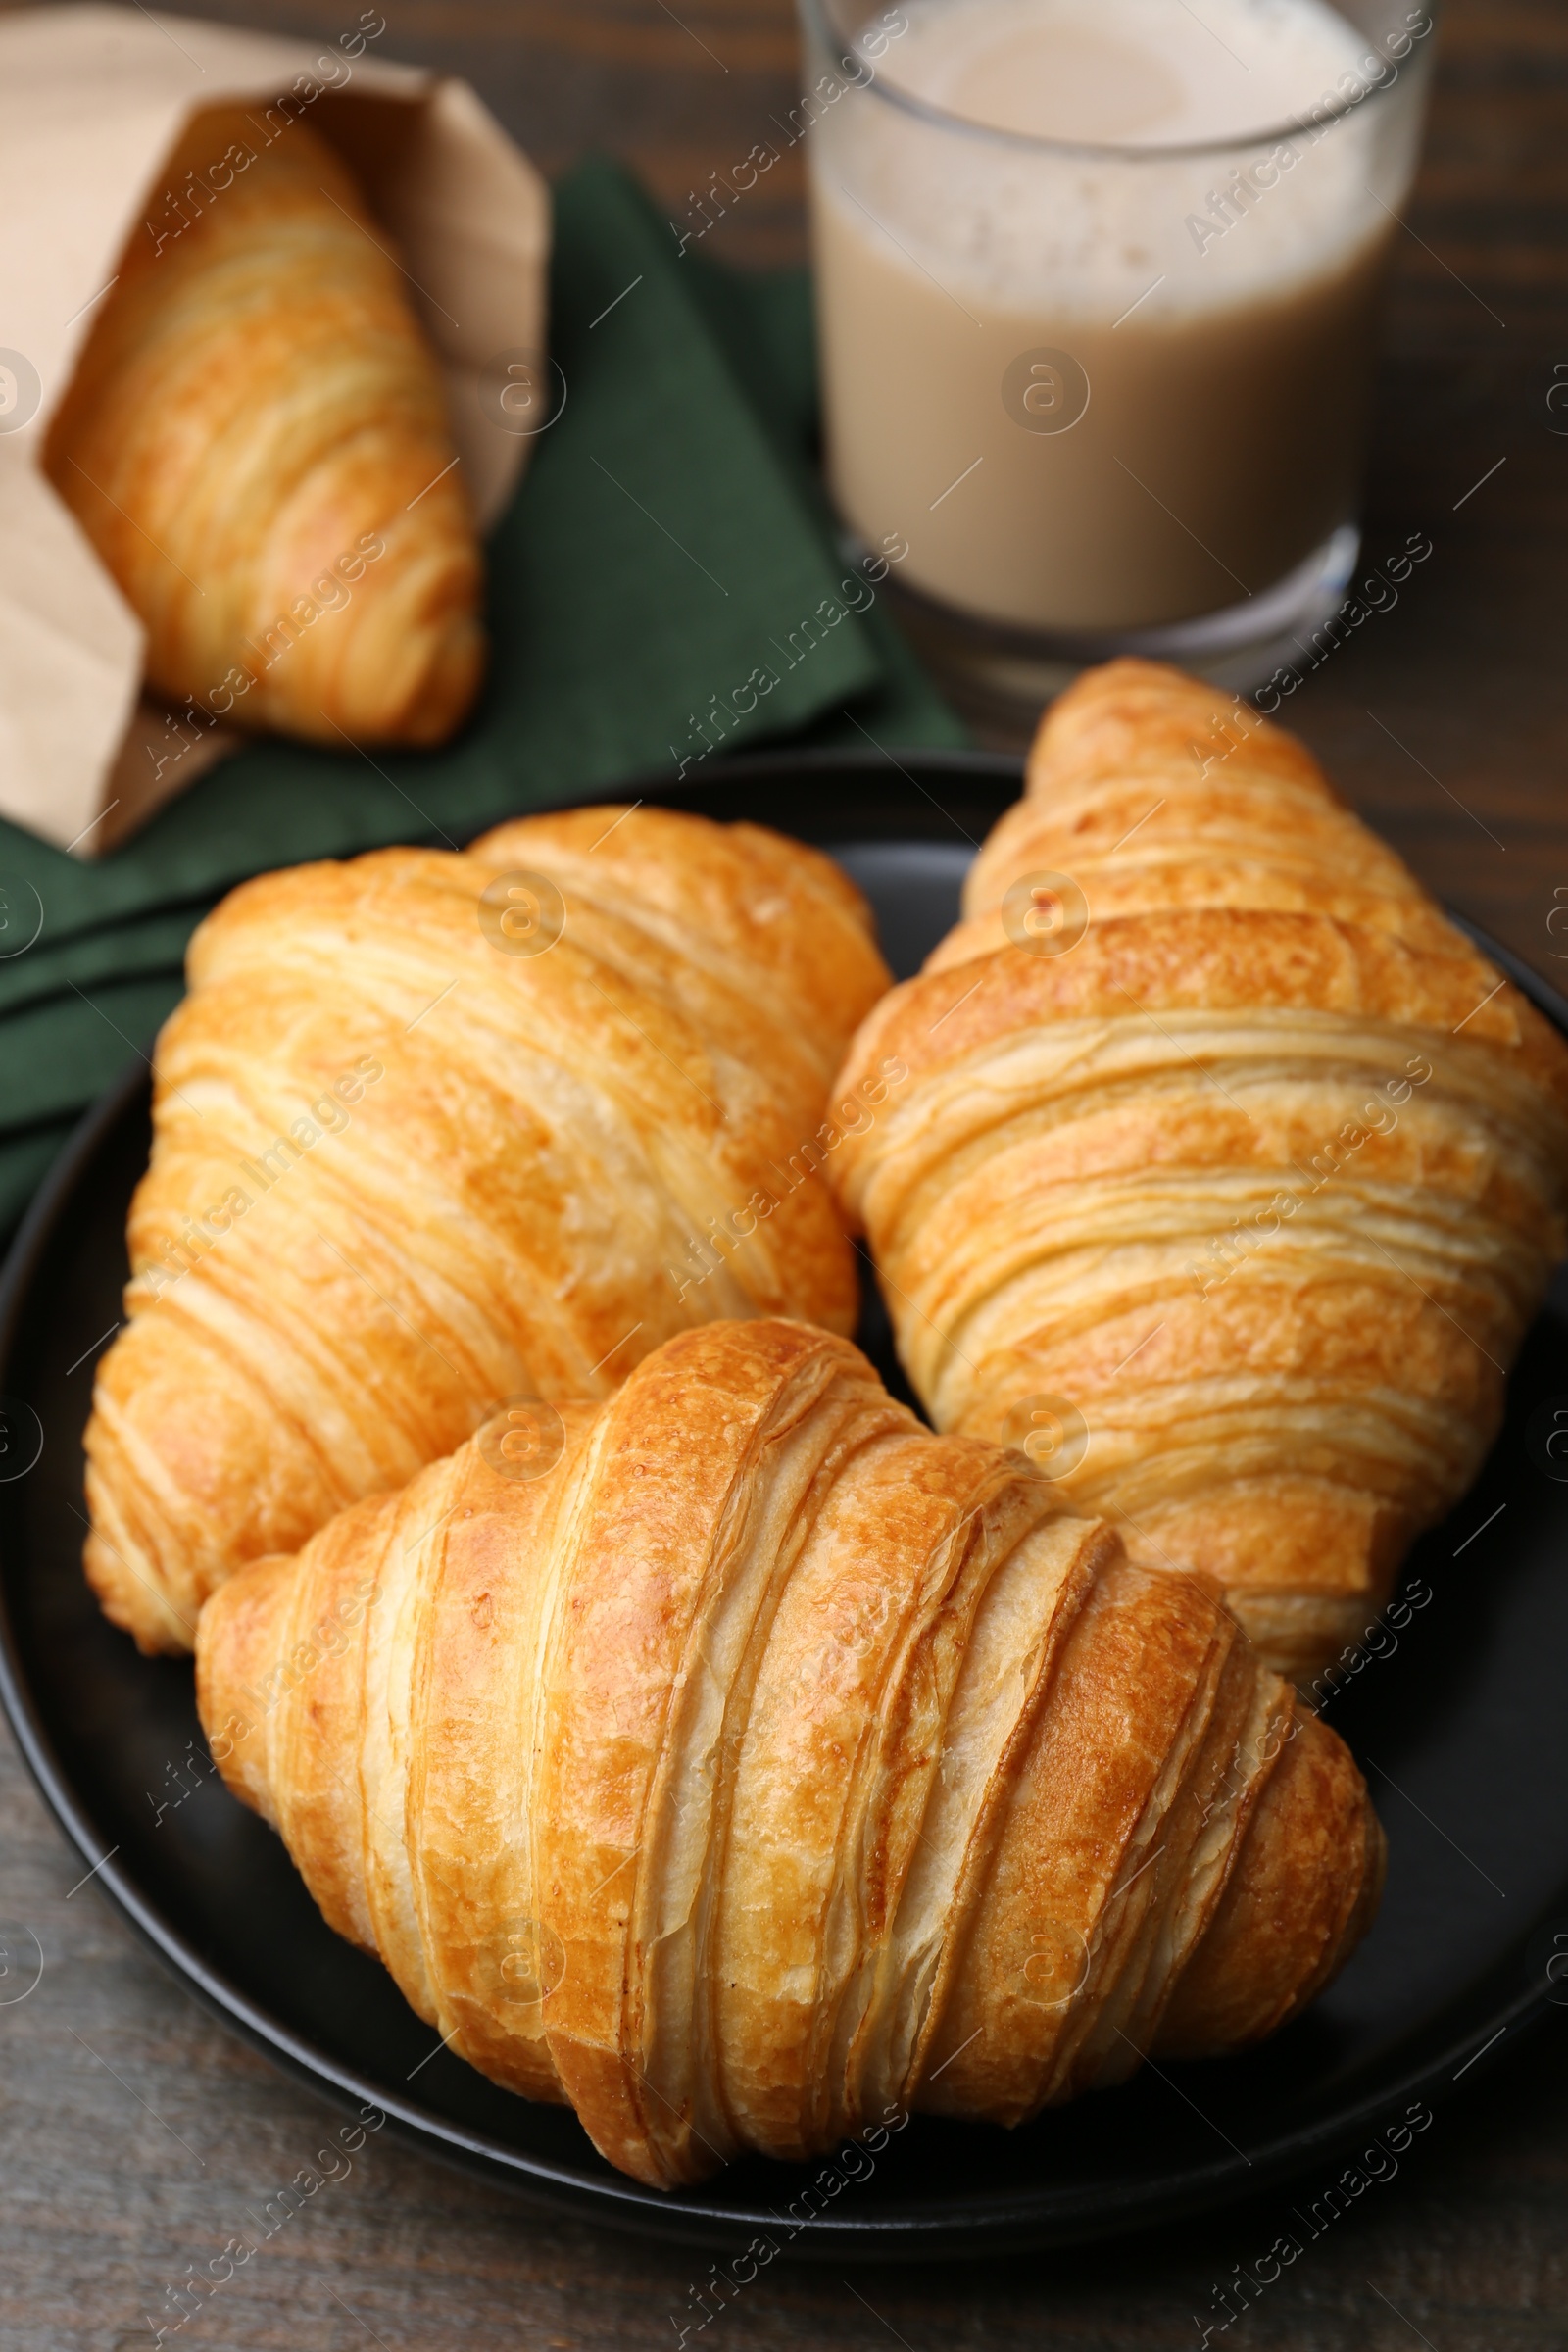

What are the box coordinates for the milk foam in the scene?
[831,0,1405,318]
[881,0,1367,149]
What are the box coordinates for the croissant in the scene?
[84,806,891,1654]
[833,660,1568,1680]
[195,1316,1384,2187]
[45,104,482,746]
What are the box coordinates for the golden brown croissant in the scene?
[85,806,891,1654]
[45,104,482,746]
[833,660,1568,1679]
[195,1317,1384,2187]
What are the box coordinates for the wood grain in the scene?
[1,1,1566,2344]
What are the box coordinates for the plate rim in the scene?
[2,744,1566,2258]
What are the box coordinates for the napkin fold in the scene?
[0,158,964,1243]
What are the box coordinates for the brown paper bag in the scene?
[0,4,551,854]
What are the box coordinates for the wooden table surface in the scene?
[3,2,1567,2347]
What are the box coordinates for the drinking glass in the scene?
[798,0,1438,732]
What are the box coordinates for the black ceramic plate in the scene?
[2,749,1567,2262]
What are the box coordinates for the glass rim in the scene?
[797,0,1438,164]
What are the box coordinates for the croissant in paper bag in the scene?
[832,661,1568,1681]
[197,1318,1384,2187]
[83,806,890,1654]
[45,104,483,746]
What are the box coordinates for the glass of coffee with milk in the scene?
[800,0,1437,731]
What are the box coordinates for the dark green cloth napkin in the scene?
[0,158,964,1241]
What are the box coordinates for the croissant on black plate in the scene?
[197,1317,1385,2188]
[85,807,891,1652]
[832,659,1568,1679]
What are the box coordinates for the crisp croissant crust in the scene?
[833,661,1568,1679]
[196,1318,1384,2188]
[45,105,483,746]
[85,807,890,1654]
